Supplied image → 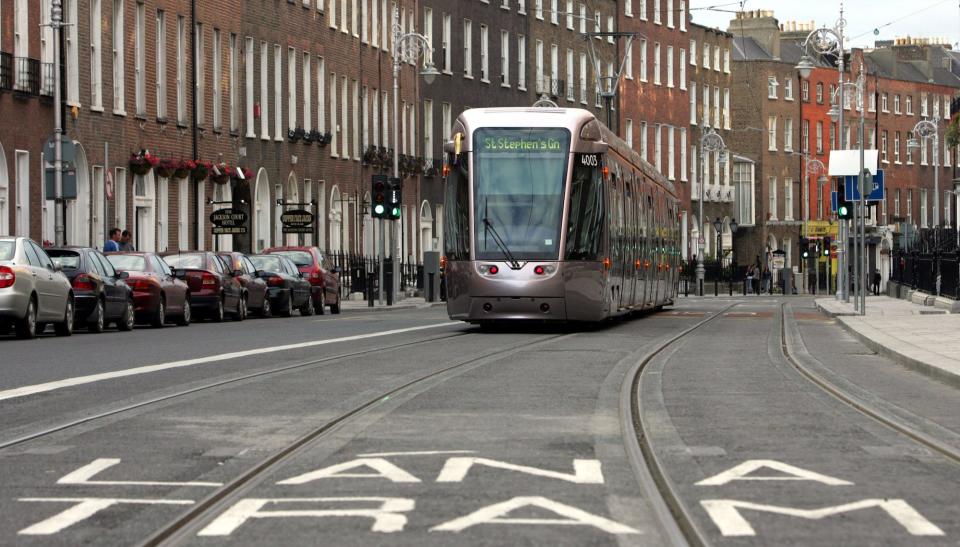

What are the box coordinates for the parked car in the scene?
[248,254,313,317]
[161,251,245,321]
[218,251,270,317]
[107,252,191,327]
[263,246,341,314]
[47,247,135,333]
[0,236,74,339]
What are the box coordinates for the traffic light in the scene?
[837,200,852,220]
[822,236,831,257]
[371,175,388,219]
[800,237,810,259]
[387,177,402,220]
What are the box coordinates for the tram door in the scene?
[622,174,636,308]
[651,191,662,306]
[612,168,626,310]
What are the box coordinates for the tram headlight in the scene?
[532,265,557,276]
[478,264,499,275]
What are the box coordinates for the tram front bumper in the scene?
[464,296,567,322]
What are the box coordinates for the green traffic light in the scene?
[374,204,385,215]
[391,207,401,218]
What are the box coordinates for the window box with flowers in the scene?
[210,162,232,184]
[129,150,159,176]
[154,158,179,178]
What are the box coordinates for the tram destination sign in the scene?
[281,209,315,234]
[480,136,564,152]
[210,208,249,235]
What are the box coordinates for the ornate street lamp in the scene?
[907,118,940,226]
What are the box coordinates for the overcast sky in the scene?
[689,0,959,49]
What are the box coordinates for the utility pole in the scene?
[52,0,65,246]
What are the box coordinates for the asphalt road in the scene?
[0,298,956,546]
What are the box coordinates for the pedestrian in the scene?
[104,228,121,252]
[872,269,881,296]
[119,230,135,251]
[745,264,755,295]
[761,267,772,294]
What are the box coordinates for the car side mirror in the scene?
[50,263,62,273]
[117,270,129,280]
[298,272,305,278]
[255,270,265,278]
[172,268,186,278]
[233,269,244,277]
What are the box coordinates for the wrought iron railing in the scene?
[890,227,959,299]
[324,251,433,301]
[0,52,12,90]
[13,56,39,94]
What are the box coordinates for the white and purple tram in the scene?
[443,107,681,323]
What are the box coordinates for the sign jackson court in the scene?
[210,208,249,235]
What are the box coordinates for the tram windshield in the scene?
[473,127,570,261]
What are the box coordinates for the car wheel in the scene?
[54,299,74,337]
[260,296,272,318]
[152,297,166,328]
[211,297,225,322]
[330,293,341,314]
[15,297,38,340]
[117,299,135,331]
[235,295,247,321]
[88,298,106,333]
[300,296,315,316]
[282,292,294,317]
[315,295,325,315]
[176,299,192,326]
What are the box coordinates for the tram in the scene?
[442,107,682,323]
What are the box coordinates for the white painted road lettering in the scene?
[277,458,422,485]
[57,458,223,487]
[700,499,945,537]
[430,496,639,534]
[197,498,416,536]
[435,457,604,484]
[695,460,853,486]
[18,498,194,535]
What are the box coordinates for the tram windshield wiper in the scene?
[482,200,522,270]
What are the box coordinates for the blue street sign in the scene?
[831,191,839,213]
[844,169,885,202]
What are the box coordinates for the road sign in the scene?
[831,191,838,213]
[771,249,786,270]
[844,169,884,202]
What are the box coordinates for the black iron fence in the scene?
[324,251,432,301]
[13,57,39,95]
[0,52,12,90]
[890,227,959,299]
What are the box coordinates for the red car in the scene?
[162,251,245,321]
[106,252,192,327]
[218,252,270,317]
[263,246,341,314]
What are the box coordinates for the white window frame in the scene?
[155,9,166,119]
[113,0,126,115]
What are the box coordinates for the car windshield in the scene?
[108,254,148,272]
[473,127,571,261]
[163,254,205,269]
[271,250,312,267]
[0,241,14,261]
[250,255,283,272]
[46,250,82,269]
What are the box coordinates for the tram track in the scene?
[622,302,740,547]
[0,328,470,451]
[139,331,574,546]
[779,302,960,466]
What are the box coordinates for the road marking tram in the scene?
[442,107,681,323]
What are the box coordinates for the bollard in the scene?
[428,272,435,302]
[698,279,703,297]
[367,273,375,307]
[729,278,733,296]
[715,278,719,297]
[386,282,393,306]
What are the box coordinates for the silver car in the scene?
[0,237,75,339]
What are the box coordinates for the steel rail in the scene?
[0,330,468,451]
[622,302,740,547]
[141,332,573,546]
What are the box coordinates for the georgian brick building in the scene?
[0,0,56,240]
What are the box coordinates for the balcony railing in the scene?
[550,78,565,99]
[40,62,55,96]
[0,52,12,90]
[14,56,40,95]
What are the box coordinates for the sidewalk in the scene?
[815,296,960,388]
[339,296,444,313]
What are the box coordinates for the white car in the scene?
[0,237,75,339]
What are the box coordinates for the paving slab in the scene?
[815,296,960,389]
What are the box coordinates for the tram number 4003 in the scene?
[579,154,599,166]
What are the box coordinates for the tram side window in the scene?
[566,154,605,260]
[444,152,470,260]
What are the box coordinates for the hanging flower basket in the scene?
[174,159,194,179]
[232,166,254,182]
[129,150,158,176]
[191,160,211,181]
[210,162,231,184]
[155,159,178,178]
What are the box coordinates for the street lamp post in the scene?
[714,217,722,296]
[907,118,940,225]
[800,154,826,294]
[796,9,848,303]
[730,218,738,294]
[696,128,726,296]
[390,7,439,304]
